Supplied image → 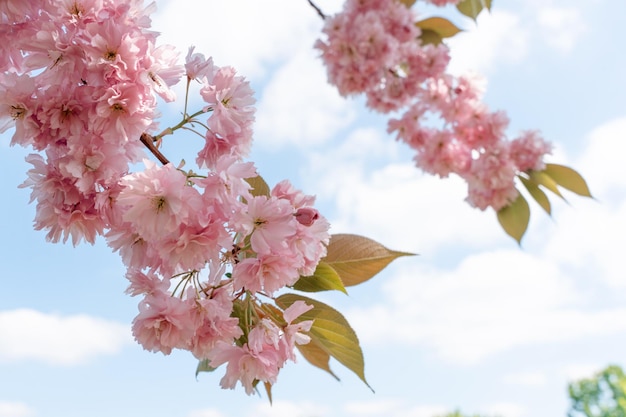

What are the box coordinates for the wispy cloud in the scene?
[0,309,132,365]
[447,11,530,75]
[503,371,548,387]
[0,401,35,417]
[255,48,356,149]
[151,0,322,81]
[536,7,588,53]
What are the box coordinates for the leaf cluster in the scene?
[568,365,626,417]
[197,174,415,398]
[498,164,593,244]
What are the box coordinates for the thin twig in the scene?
[307,0,326,19]
[140,132,170,165]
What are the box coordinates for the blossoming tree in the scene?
[0,0,591,400]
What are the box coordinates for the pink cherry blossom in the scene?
[207,341,282,395]
[116,161,201,241]
[132,288,198,355]
[185,46,214,81]
[510,130,552,172]
[234,195,297,256]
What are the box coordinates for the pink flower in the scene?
[235,195,297,255]
[207,341,282,395]
[510,130,552,172]
[465,144,519,211]
[116,161,201,241]
[280,301,314,360]
[200,66,256,137]
[139,43,184,102]
[132,289,198,355]
[185,46,214,81]
[271,179,316,208]
[125,268,169,297]
[189,287,242,359]
[19,153,105,245]
[232,255,301,294]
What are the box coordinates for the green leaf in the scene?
[497,193,530,245]
[418,29,443,46]
[398,0,417,7]
[543,163,593,198]
[245,175,271,198]
[520,176,551,215]
[456,0,492,21]
[529,170,566,200]
[416,17,462,39]
[195,359,217,377]
[275,293,373,391]
[295,337,340,381]
[292,262,347,294]
[323,234,414,287]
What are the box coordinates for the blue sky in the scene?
[1,1,626,416]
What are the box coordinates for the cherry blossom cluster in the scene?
[115,159,329,393]
[113,158,329,391]
[1,0,331,394]
[316,0,552,211]
[314,0,450,113]
[1,0,182,244]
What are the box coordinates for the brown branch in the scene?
[140,132,170,165]
[307,0,326,19]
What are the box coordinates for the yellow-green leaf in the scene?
[245,175,271,198]
[195,359,217,377]
[497,193,530,245]
[456,0,492,21]
[292,261,347,294]
[520,176,551,215]
[263,382,273,405]
[398,0,416,7]
[543,163,593,198]
[418,29,443,46]
[529,170,565,200]
[275,293,372,391]
[323,234,414,287]
[295,337,340,381]
[416,17,462,39]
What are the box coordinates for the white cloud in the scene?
[0,401,35,417]
[346,249,626,364]
[447,11,530,75]
[344,399,405,416]
[562,363,601,382]
[343,399,451,417]
[315,114,626,364]
[0,309,132,365]
[503,371,548,387]
[305,128,503,253]
[535,7,588,53]
[188,409,228,417]
[151,0,322,81]
[576,117,626,202]
[251,400,330,417]
[544,117,626,289]
[483,402,525,417]
[255,48,356,149]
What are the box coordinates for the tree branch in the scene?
[307,0,327,19]
[140,132,170,165]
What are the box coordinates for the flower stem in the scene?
[155,109,208,141]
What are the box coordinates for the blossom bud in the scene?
[294,207,319,226]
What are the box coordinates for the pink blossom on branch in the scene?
[317,0,552,212]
